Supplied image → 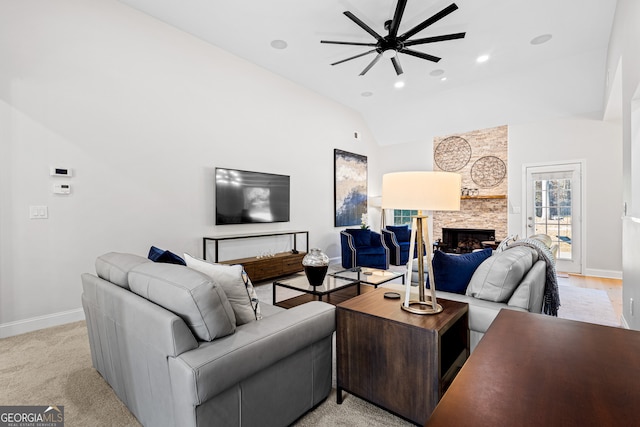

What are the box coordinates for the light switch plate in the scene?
[29,205,48,219]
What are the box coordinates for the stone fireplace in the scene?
[432,125,509,246]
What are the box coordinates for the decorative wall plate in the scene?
[434,136,471,172]
[470,156,506,188]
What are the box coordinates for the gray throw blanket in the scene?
[504,238,561,316]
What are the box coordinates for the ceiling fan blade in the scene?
[359,52,383,76]
[331,49,377,66]
[388,0,408,37]
[403,32,466,47]
[399,3,459,41]
[400,48,441,63]
[344,11,383,40]
[391,56,404,75]
[321,40,378,47]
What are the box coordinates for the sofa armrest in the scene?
[168,301,336,405]
[340,231,356,269]
[381,229,399,249]
[82,273,198,358]
[381,229,401,265]
[370,231,384,247]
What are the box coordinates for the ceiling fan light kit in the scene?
[321,1,465,76]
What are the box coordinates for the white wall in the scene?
[509,117,622,277]
[0,0,379,336]
[375,119,623,279]
[604,0,640,329]
[0,0,628,336]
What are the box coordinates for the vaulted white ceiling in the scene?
[118,0,617,145]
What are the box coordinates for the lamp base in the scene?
[401,299,444,315]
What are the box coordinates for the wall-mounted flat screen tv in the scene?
[215,168,290,225]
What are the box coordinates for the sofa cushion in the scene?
[128,262,236,341]
[466,246,536,303]
[95,252,151,289]
[387,225,410,242]
[347,229,371,247]
[184,253,260,325]
[148,245,186,265]
[427,248,493,294]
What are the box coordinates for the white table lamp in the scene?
[382,171,461,314]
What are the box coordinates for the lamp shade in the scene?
[381,171,461,211]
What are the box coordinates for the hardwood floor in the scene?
[558,273,623,320]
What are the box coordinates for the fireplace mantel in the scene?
[460,195,506,200]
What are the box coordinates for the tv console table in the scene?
[202,231,309,282]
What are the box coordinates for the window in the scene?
[393,209,418,225]
[532,173,573,260]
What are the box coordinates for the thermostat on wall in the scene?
[50,166,73,177]
[53,183,71,194]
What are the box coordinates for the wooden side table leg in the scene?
[337,387,344,404]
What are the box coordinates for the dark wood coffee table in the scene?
[426,309,640,426]
[336,288,469,425]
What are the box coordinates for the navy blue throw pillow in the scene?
[427,248,492,294]
[387,225,410,242]
[148,246,186,265]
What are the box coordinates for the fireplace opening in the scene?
[440,228,496,254]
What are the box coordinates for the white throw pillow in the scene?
[184,253,260,325]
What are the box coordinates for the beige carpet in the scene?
[0,283,619,427]
[0,321,140,426]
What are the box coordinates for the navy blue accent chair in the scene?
[382,225,423,265]
[340,229,390,270]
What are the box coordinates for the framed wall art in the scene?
[334,149,367,227]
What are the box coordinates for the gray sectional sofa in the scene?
[81,252,335,427]
[399,235,558,351]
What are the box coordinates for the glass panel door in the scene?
[526,163,582,273]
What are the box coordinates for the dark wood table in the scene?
[426,309,640,427]
[336,288,469,425]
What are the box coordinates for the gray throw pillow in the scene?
[465,246,536,303]
[128,262,236,341]
[184,253,260,325]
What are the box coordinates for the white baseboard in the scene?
[621,315,630,329]
[582,268,622,279]
[0,308,85,339]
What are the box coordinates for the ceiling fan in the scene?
[321,1,465,76]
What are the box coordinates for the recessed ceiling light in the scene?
[361,91,373,97]
[394,81,405,89]
[430,69,445,76]
[530,34,553,45]
[441,77,448,82]
[270,39,288,50]
[476,54,490,63]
